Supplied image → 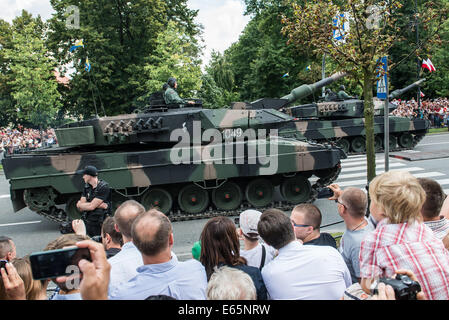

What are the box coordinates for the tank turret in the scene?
[288,79,426,119]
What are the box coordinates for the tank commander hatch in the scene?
[324,88,338,101]
[164,77,195,107]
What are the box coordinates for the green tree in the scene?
[0,18,15,126]
[282,0,447,182]
[199,51,240,108]
[46,0,200,118]
[4,15,61,129]
[221,1,318,103]
[143,20,203,99]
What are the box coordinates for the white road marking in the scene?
[341,162,406,173]
[418,142,449,146]
[0,220,41,228]
[339,167,424,180]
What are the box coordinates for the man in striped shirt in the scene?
[359,171,449,300]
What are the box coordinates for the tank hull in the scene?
[2,137,344,222]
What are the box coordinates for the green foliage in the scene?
[2,12,61,129]
[281,0,448,181]
[46,0,200,118]
[143,20,203,99]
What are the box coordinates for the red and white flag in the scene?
[427,58,436,72]
[420,91,425,98]
[422,58,436,72]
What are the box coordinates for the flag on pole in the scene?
[422,58,436,72]
[427,58,436,72]
[420,91,425,98]
[70,40,84,52]
[282,73,289,78]
[85,58,91,72]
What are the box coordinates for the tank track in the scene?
[33,163,342,223]
[326,132,426,156]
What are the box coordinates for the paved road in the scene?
[1,133,448,261]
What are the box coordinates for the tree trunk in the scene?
[363,69,376,182]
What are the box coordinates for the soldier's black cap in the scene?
[76,165,98,177]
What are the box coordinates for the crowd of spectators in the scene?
[0,126,58,156]
[1,170,449,301]
[391,97,449,128]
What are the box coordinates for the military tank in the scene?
[2,76,347,223]
[280,79,430,154]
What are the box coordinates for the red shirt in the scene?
[359,219,449,300]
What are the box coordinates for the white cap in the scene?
[239,209,262,238]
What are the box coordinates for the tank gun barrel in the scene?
[389,78,426,100]
[281,71,347,103]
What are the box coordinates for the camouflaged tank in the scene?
[282,79,430,154]
[2,91,346,223]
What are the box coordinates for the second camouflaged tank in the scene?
[238,76,430,154]
[284,79,431,154]
[2,91,346,222]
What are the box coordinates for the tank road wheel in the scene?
[280,175,312,204]
[398,132,414,148]
[389,134,398,150]
[141,188,173,214]
[374,135,383,152]
[245,178,274,208]
[66,195,82,220]
[336,138,350,154]
[212,182,242,211]
[23,187,58,213]
[350,136,366,153]
[178,184,209,214]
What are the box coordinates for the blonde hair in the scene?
[206,266,256,300]
[12,257,45,300]
[369,171,426,224]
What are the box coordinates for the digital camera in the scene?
[372,274,421,300]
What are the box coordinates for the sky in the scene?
[0,0,250,67]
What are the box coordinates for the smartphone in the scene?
[29,247,91,280]
[317,187,334,199]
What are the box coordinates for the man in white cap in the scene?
[237,209,277,270]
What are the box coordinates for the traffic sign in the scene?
[377,56,388,99]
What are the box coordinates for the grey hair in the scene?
[206,266,257,300]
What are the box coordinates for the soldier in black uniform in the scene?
[76,165,111,237]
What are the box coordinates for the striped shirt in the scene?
[424,217,449,240]
[359,220,449,300]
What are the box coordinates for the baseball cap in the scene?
[76,165,98,177]
[239,209,262,239]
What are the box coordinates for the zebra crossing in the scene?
[334,155,449,194]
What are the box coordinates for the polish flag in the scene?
[420,91,425,98]
[427,58,436,72]
[422,59,436,72]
